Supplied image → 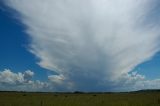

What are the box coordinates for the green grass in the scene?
[0,92,160,106]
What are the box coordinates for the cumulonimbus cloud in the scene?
[3,0,160,91]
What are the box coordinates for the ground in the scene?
[0,91,160,106]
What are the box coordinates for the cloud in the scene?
[24,70,34,82]
[115,74,160,92]
[48,74,65,84]
[0,69,159,92]
[3,0,160,91]
[0,69,48,91]
[0,69,25,84]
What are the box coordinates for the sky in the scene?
[0,0,160,92]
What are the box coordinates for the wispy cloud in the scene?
[3,0,160,91]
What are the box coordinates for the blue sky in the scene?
[0,0,160,92]
[0,3,49,81]
[134,53,160,80]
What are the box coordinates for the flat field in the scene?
[0,91,160,106]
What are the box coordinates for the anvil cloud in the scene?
[3,0,160,91]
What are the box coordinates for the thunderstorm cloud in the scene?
[3,0,160,91]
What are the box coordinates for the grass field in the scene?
[0,91,160,106]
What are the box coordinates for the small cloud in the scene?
[0,69,24,84]
[0,69,48,91]
[48,74,65,84]
[24,70,34,82]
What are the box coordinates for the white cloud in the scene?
[0,69,49,91]
[0,69,25,84]
[3,0,160,91]
[116,75,160,92]
[48,74,65,84]
[24,70,34,82]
